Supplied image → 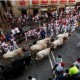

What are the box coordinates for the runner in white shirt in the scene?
[71,24,76,33]
[13,40,19,50]
[64,25,67,33]
[55,24,59,35]
[50,28,54,37]
[15,27,20,34]
[27,30,31,39]
[11,29,16,35]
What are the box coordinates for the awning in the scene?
[42,0,48,4]
[69,0,75,2]
[51,0,57,4]
[19,0,26,5]
[60,0,66,3]
[32,0,38,4]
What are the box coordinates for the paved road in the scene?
[7,29,80,80]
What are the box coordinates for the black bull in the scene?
[0,55,32,79]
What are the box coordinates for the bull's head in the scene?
[22,45,28,52]
[50,44,54,51]
[68,32,72,36]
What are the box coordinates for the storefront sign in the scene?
[41,8,48,11]
[51,0,57,4]
[32,0,38,4]
[60,0,66,3]
[69,0,75,2]
[19,0,26,5]
[42,0,48,4]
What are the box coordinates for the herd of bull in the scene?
[2,32,72,62]
[0,32,72,80]
[30,32,71,60]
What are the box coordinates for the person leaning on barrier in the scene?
[52,62,65,77]
[52,55,63,72]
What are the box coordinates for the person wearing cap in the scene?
[55,55,63,64]
[73,58,80,68]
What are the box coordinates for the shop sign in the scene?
[19,0,26,5]
[42,0,48,4]
[41,8,48,11]
[51,0,57,4]
[51,8,56,10]
[32,0,38,4]
[60,0,66,3]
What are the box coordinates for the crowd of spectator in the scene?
[0,8,79,53]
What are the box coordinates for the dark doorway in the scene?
[0,10,4,21]
[33,8,38,16]
[1,1,7,11]
[78,7,80,10]
[7,1,13,16]
[21,9,27,16]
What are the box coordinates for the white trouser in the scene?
[13,45,19,50]
[56,29,58,35]
[25,37,27,42]
[77,41,80,47]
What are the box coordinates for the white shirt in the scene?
[27,31,31,37]
[15,27,20,33]
[1,42,6,47]
[13,41,17,46]
[56,64,63,72]
[43,27,47,32]
[25,32,27,37]
[11,29,16,35]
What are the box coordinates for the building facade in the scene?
[10,0,79,16]
[0,0,80,29]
